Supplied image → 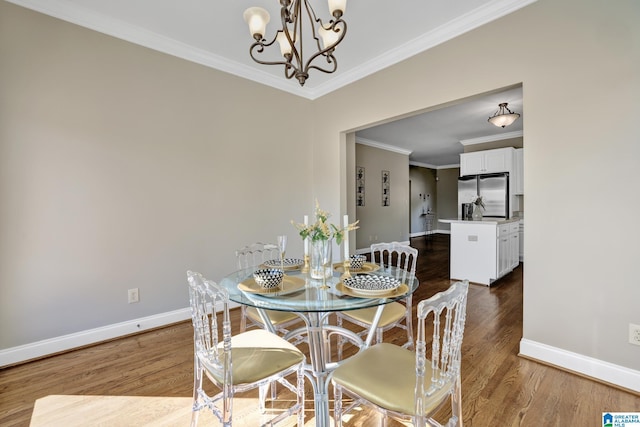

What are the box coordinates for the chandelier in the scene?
[243,0,347,86]
[488,103,521,128]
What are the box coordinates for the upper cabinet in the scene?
[514,148,524,195]
[460,147,514,176]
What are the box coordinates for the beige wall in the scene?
[353,144,410,249]
[2,0,639,389]
[311,0,640,381]
[435,168,461,232]
[408,166,437,235]
[0,2,314,348]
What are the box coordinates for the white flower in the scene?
[291,200,359,244]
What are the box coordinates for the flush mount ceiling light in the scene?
[243,0,347,87]
[488,102,521,128]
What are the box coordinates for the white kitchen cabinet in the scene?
[519,221,524,261]
[497,226,510,279]
[448,219,519,286]
[460,147,514,176]
[497,222,519,278]
[514,148,524,195]
[450,222,498,286]
[508,221,520,269]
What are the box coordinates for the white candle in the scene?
[343,214,349,261]
[303,215,309,256]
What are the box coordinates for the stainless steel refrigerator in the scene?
[458,172,510,218]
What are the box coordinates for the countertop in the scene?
[438,217,521,225]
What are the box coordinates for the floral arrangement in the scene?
[472,195,485,210]
[291,200,359,245]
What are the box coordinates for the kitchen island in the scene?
[439,218,520,286]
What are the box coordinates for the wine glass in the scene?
[319,240,332,290]
[277,235,287,273]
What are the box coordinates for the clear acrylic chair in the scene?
[235,243,303,337]
[336,242,418,359]
[332,280,469,427]
[187,271,305,427]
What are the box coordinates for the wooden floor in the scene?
[1,234,638,426]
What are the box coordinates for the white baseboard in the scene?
[1,301,244,367]
[1,301,243,367]
[0,308,190,367]
[409,230,448,238]
[410,229,450,235]
[519,338,640,392]
[1,307,198,367]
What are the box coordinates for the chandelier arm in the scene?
[307,56,338,75]
[303,0,327,55]
[302,19,346,74]
[248,40,294,68]
[270,0,306,78]
[289,0,304,73]
[283,63,297,80]
[304,0,320,23]
[247,3,298,70]
[303,0,347,59]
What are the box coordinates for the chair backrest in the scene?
[235,242,279,270]
[414,280,469,416]
[370,242,418,283]
[187,271,232,388]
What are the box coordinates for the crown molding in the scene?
[308,0,537,99]
[5,0,314,98]
[459,130,523,146]
[410,161,461,170]
[7,0,538,100]
[356,138,412,156]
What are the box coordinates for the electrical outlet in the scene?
[629,323,640,346]
[128,288,139,304]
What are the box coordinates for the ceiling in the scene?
[8,0,535,99]
[8,0,529,166]
[356,85,523,167]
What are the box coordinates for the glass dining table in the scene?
[219,263,419,426]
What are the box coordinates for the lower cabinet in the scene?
[519,222,524,261]
[498,222,520,277]
[450,220,519,286]
[497,227,511,279]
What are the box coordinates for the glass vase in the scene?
[310,239,333,280]
[472,204,483,221]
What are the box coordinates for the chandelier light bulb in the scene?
[276,31,292,57]
[243,7,270,40]
[328,0,347,17]
[319,25,340,49]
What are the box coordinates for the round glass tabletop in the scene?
[219,266,418,313]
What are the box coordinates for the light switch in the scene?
[468,235,478,242]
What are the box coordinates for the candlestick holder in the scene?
[340,260,351,280]
[302,254,310,274]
